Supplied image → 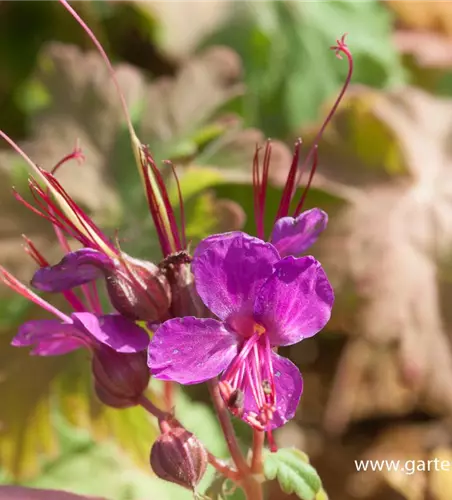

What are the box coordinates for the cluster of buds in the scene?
[0,0,353,495]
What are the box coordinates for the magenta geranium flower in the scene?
[1,267,148,356]
[148,232,333,430]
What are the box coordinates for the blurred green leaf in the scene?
[205,475,246,500]
[0,336,159,480]
[15,386,231,500]
[203,0,406,137]
[263,448,322,500]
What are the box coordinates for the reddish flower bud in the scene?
[159,252,209,318]
[105,255,171,322]
[150,427,207,491]
[92,347,150,408]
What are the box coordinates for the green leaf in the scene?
[0,330,160,480]
[263,448,323,500]
[203,0,406,137]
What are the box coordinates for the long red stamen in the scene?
[165,161,187,250]
[260,142,271,230]
[21,235,87,312]
[293,34,353,214]
[294,145,319,216]
[275,139,302,220]
[0,267,72,322]
[59,0,136,141]
[40,170,117,253]
[252,145,262,237]
[51,141,85,175]
[22,235,49,267]
[252,141,272,240]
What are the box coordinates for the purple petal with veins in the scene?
[254,256,334,346]
[12,319,88,355]
[193,232,279,321]
[71,312,150,353]
[148,317,238,384]
[271,208,328,257]
[31,248,115,292]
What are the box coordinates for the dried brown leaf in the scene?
[141,45,243,159]
[135,1,233,59]
[387,1,452,36]
[394,30,452,69]
[311,87,452,425]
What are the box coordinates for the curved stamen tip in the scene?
[330,33,351,60]
[51,141,85,175]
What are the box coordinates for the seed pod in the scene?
[106,255,171,322]
[150,427,207,490]
[159,251,209,318]
[92,347,150,408]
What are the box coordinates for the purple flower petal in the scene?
[194,232,280,321]
[30,339,85,356]
[71,312,149,353]
[270,209,328,257]
[268,352,303,428]
[12,319,86,356]
[193,231,240,262]
[254,256,334,346]
[31,248,115,292]
[148,317,238,384]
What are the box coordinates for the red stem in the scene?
[208,380,263,500]
[250,430,265,474]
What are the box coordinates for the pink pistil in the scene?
[219,325,277,433]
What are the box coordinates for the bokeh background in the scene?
[1,1,452,499]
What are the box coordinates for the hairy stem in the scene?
[206,453,240,482]
[250,430,265,474]
[208,379,249,475]
[208,380,263,500]
[137,394,168,421]
[163,381,174,411]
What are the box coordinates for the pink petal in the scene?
[31,248,114,292]
[12,319,85,356]
[254,256,334,346]
[271,208,328,257]
[148,317,238,384]
[193,232,280,321]
[71,312,149,353]
[193,231,240,260]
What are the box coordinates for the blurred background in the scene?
[1,1,452,499]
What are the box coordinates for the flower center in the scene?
[219,322,277,437]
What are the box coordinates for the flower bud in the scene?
[105,255,171,322]
[150,427,207,490]
[159,252,209,318]
[92,347,150,408]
